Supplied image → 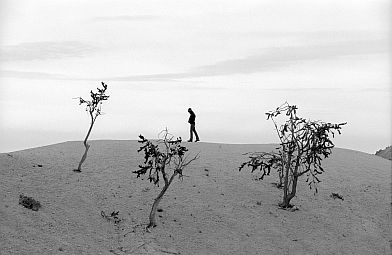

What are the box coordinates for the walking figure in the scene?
[187,108,199,142]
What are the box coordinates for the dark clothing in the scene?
[188,111,196,124]
[187,109,199,142]
[189,123,199,142]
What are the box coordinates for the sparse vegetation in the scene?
[134,129,199,229]
[330,193,344,200]
[101,210,125,253]
[101,210,122,224]
[240,102,346,208]
[74,82,109,172]
[19,194,41,211]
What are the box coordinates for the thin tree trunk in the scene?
[284,175,298,207]
[280,150,292,207]
[277,153,285,188]
[282,154,301,207]
[278,169,283,188]
[280,120,296,208]
[148,183,169,228]
[147,173,176,228]
[74,119,94,172]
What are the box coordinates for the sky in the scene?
[0,0,390,153]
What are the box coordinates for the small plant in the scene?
[101,210,125,253]
[101,210,122,224]
[134,129,199,229]
[330,193,344,200]
[240,102,346,208]
[74,82,109,172]
[19,194,41,211]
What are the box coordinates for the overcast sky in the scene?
[0,0,390,153]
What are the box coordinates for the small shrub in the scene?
[101,210,122,224]
[134,129,199,229]
[19,194,41,211]
[330,193,344,200]
[240,102,346,208]
[74,82,109,172]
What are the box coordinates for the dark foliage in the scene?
[240,102,346,207]
[133,129,199,228]
[101,210,121,224]
[239,151,282,180]
[74,82,109,172]
[330,193,344,200]
[19,194,41,211]
[134,132,193,186]
[77,82,110,118]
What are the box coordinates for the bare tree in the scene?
[134,129,199,229]
[74,82,109,172]
[240,102,346,208]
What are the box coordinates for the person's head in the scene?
[188,108,192,113]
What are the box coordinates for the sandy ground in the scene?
[0,140,391,255]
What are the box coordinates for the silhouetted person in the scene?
[187,108,199,142]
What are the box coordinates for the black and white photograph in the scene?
[0,0,390,254]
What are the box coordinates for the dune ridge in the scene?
[0,140,390,254]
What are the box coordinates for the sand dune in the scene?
[0,141,390,255]
[376,146,392,161]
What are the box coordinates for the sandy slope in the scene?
[376,146,392,161]
[0,141,390,255]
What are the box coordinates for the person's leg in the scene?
[193,125,199,141]
[188,124,193,142]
